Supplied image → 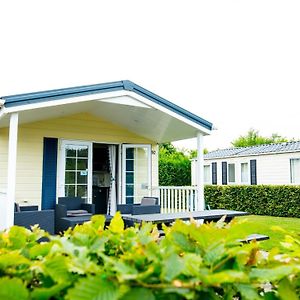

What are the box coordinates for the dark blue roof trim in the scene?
[1,80,213,131]
[2,81,125,107]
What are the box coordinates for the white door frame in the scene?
[58,140,93,203]
[121,144,152,204]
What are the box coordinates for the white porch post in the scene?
[196,132,205,210]
[6,113,19,228]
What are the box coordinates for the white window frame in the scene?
[240,162,249,184]
[204,164,211,184]
[58,140,93,203]
[228,163,236,183]
[121,144,152,204]
[290,158,300,184]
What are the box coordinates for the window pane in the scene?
[204,165,211,183]
[66,148,76,157]
[126,148,134,159]
[291,159,300,184]
[77,171,88,184]
[126,184,134,196]
[65,185,75,197]
[65,172,75,184]
[228,164,235,182]
[126,172,134,184]
[241,163,249,183]
[66,158,76,170]
[77,147,88,158]
[77,185,88,198]
[126,160,134,171]
[77,158,88,170]
[126,196,134,204]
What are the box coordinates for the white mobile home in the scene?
[192,142,300,185]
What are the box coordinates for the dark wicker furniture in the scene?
[14,205,55,234]
[55,197,95,234]
[117,197,160,215]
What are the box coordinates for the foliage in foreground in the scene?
[0,213,300,299]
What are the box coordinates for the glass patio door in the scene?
[58,140,92,202]
[122,144,151,204]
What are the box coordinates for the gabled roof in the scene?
[1,80,213,131]
[205,141,300,159]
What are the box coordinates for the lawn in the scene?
[236,214,300,249]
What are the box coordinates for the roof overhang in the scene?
[0,81,213,143]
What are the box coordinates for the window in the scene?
[290,158,300,184]
[204,165,211,183]
[228,163,235,183]
[241,162,249,183]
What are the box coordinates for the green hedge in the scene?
[159,155,191,186]
[205,185,300,218]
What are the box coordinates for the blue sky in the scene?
[1,1,299,150]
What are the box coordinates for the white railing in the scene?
[153,186,198,213]
[0,190,7,230]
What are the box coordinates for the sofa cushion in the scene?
[141,197,158,206]
[67,209,90,217]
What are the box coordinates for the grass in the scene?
[236,215,300,249]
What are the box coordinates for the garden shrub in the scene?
[0,213,300,299]
[205,185,300,218]
[159,144,191,186]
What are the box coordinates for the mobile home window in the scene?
[290,158,300,184]
[228,163,235,183]
[204,165,211,184]
[241,162,249,183]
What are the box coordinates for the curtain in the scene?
[108,145,117,215]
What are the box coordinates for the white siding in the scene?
[203,152,300,185]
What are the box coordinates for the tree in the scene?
[189,148,208,159]
[159,143,191,186]
[231,128,288,147]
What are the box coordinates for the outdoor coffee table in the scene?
[60,214,113,231]
[122,209,248,227]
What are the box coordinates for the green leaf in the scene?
[0,252,30,270]
[161,253,184,282]
[43,255,71,283]
[109,212,124,234]
[112,260,139,280]
[7,226,29,249]
[65,276,119,300]
[263,292,279,300]
[122,287,155,300]
[204,270,248,285]
[169,231,195,252]
[91,214,106,231]
[235,283,261,300]
[250,266,296,282]
[29,242,53,259]
[31,282,69,300]
[278,278,298,300]
[0,277,29,300]
[182,253,203,277]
